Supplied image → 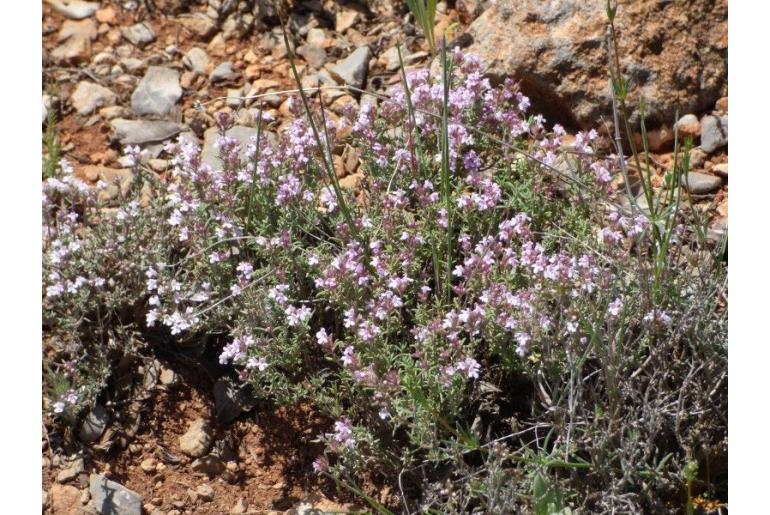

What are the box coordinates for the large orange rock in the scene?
[463,0,727,129]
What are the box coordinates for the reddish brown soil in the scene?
[42,358,372,514]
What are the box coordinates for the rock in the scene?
[122,22,156,48]
[301,74,319,90]
[633,125,674,153]
[288,495,353,515]
[180,13,218,40]
[245,78,281,103]
[94,166,135,203]
[307,28,327,47]
[210,62,241,83]
[682,172,722,194]
[46,0,99,20]
[379,45,407,72]
[330,46,370,89]
[700,115,728,153]
[159,367,176,385]
[96,7,117,24]
[196,484,215,502]
[317,69,338,87]
[140,458,157,473]
[339,171,363,191]
[207,33,227,57]
[211,377,253,423]
[120,57,146,73]
[51,18,97,64]
[222,12,254,40]
[148,159,168,172]
[131,66,182,116]
[89,474,142,515]
[79,404,110,443]
[675,114,701,139]
[191,455,226,475]
[227,87,244,108]
[463,0,728,129]
[56,458,84,483]
[712,163,728,178]
[183,47,210,75]
[342,144,359,175]
[333,154,345,179]
[231,497,248,514]
[201,125,273,170]
[331,95,357,115]
[180,71,196,89]
[59,18,98,41]
[99,105,127,120]
[111,119,183,145]
[335,10,359,32]
[70,81,117,116]
[50,484,81,514]
[179,418,213,458]
[297,44,327,69]
[688,148,707,169]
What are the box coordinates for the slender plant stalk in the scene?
[439,39,454,301]
[280,22,357,237]
[397,45,442,296]
[405,0,438,53]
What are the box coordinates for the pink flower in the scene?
[608,297,624,317]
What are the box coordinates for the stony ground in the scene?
[42,1,728,513]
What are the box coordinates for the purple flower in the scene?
[316,328,333,348]
[332,418,356,449]
[285,305,312,327]
[312,456,329,474]
[608,297,624,317]
[456,357,481,379]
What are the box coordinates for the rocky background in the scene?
[42,1,728,513]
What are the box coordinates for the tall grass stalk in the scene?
[405,0,438,53]
[439,39,454,301]
[280,23,358,237]
[43,108,61,180]
[397,46,443,297]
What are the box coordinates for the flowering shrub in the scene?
[42,47,727,512]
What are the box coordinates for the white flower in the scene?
[246,357,269,371]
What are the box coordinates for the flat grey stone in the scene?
[78,404,109,443]
[183,47,210,75]
[89,474,142,515]
[210,61,240,83]
[131,66,182,116]
[122,22,156,48]
[682,172,722,194]
[71,81,117,116]
[330,46,370,89]
[200,126,261,170]
[296,44,327,69]
[700,115,728,153]
[111,119,184,145]
[180,12,218,39]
